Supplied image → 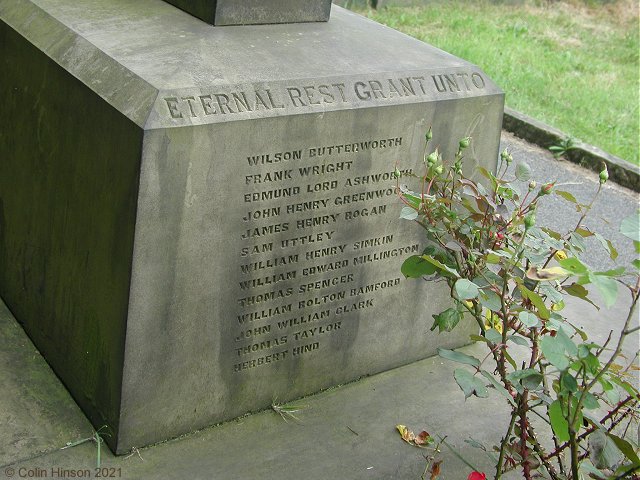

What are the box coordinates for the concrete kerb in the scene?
[503,107,640,192]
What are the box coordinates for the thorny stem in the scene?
[624,324,640,335]
[525,425,559,478]
[496,409,518,479]
[540,361,566,474]
[596,330,614,357]
[568,392,580,480]
[519,391,533,480]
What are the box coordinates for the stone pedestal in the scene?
[165,0,332,25]
[0,0,503,453]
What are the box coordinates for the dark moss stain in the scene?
[0,22,143,452]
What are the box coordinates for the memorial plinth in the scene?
[164,0,332,25]
[0,0,503,453]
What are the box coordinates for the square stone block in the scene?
[0,0,503,453]
[163,0,332,25]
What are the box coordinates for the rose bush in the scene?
[396,130,639,479]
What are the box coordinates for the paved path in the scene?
[501,132,638,272]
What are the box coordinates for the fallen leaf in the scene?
[396,425,415,443]
[415,430,432,445]
[396,425,433,447]
[430,460,442,480]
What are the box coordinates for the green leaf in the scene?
[480,370,516,406]
[559,257,588,276]
[579,462,608,479]
[581,392,600,410]
[399,189,422,209]
[421,255,460,278]
[540,284,564,304]
[606,432,640,467]
[633,259,640,270]
[555,190,578,204]
[508,335,529,346]
[563,282,599,310]
[486,253,501,264]
[476,166,498,192]
[469,334,490,344]
[594,232,619,261]
[401,255,436,278]
[598,377,622,404]
[515,162,531,181]
[478,290,501,311]
[485,328,502,344]
[577,344,590,359]
[560,372,578,393]
[431,308,463,333]
[570,232,589,253]
[549,399,570,442]
[604,385,620,404]
[438,348,481,367]
[503,349,518,370]
[454,279,480,300]
[453,368,489,399]
[533,391,554,405]
[563,282,587,298]
[575,227,594,238]
[595,266,625,277]
[399,206,418,220]
[507,369,543,390]
[518,310,540,327]
[620,212,640,242]
[609,376,640,398]
[589,273,618,308]
[519,285,551,319]
[582,353,600,374]
[589,428,622,469]
[556,328,578,356]
[541,336,570,371]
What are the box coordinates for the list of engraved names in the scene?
[233,136,420,373]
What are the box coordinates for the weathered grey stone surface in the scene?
[165,0,332,25]
[2,133,637,478]
[0,300,93,466]
[0,0,503,453]
[216,0,331,25]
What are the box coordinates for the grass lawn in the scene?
[351,0,639,165]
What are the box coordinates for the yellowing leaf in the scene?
[526,266,569,281]
[397,425,433,448]
[396,425,414,443]
[554,250,568,261]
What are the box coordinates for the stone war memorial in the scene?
[0,0,503,453]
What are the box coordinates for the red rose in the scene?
[467,472,486,480]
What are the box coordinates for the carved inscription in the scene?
[163,71,487,120]
[232,135,420,373]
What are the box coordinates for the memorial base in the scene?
[0,0,503,453]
